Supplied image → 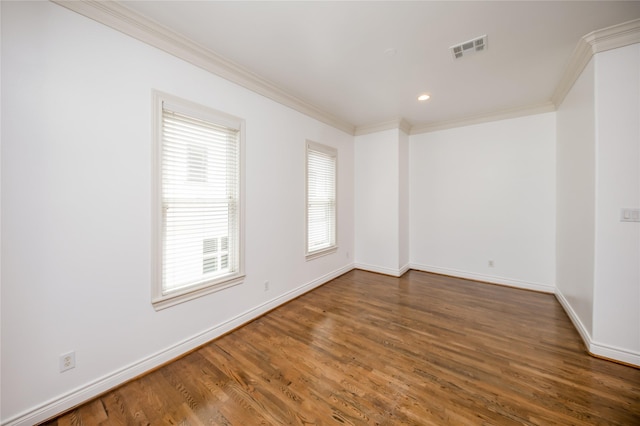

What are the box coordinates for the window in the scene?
[152,91,244,309]
[306,141,337,259]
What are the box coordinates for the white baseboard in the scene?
[589,341,640,367]
[409,263,555,293]
[354,262,409,277]
[555,288,640,367]
[553,288,593,348]
[398,263,410,276]
[3,264,355,426]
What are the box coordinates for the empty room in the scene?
[1,1,640,425]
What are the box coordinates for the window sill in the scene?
[306,246,338,261]
[152,274,245,311]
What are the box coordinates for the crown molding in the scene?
[355,118,412,136]
[51,0,356,135]
[49,2,640,139]
[409,101,556,135]
[552,18,640,107]
[585,18,640,52]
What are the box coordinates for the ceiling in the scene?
[117,1,640,131]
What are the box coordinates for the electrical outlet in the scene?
[488,260,494,267]
[264,281,270,292]
[59,351,75,372]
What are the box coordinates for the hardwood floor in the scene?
[43,270,640,425]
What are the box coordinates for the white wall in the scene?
[555,59,596,338]
[0,2,354,424]
[555,43,640,367]
[398,130,409,270]
[410,113,557,292]
[354,129,398,273]
[592,44,640,360]
[354,129,408,276]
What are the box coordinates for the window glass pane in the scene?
[306,142,336,256]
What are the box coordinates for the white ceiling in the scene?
[120,1,640,130]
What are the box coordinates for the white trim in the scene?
[151,275,245,311]
[398,263,411,276]
[555,289,640,367]
[355,118,411,136]
[305,140,338,260]
[409,102,556,135]
[354,262,409,277]
[51,0,355,135]
[554,288,593,349]
[589,341,640,367]
[586,18,640,53]
[151,90,246,310]
[551,35,595,108]
[306,140,337,157]
[409,263,555,293]
[2,264,355,426]
[305,246,338,261]
[552,18,640,106]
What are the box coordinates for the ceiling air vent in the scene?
[450,35,487,59]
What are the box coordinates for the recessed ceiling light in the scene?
[418,94,430,101]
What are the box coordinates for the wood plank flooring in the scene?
[42,270,640,425]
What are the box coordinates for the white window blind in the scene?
[153,92,243,308]
[306,141,337,258]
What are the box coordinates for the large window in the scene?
[306,141,337,259]
[152,91,244,309]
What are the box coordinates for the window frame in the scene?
[151,91,245,310]
[305,140,338,260]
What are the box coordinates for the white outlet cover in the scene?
[59,351,76,372]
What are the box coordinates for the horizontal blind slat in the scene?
[307,144,336,254]
[161,105,240,293]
